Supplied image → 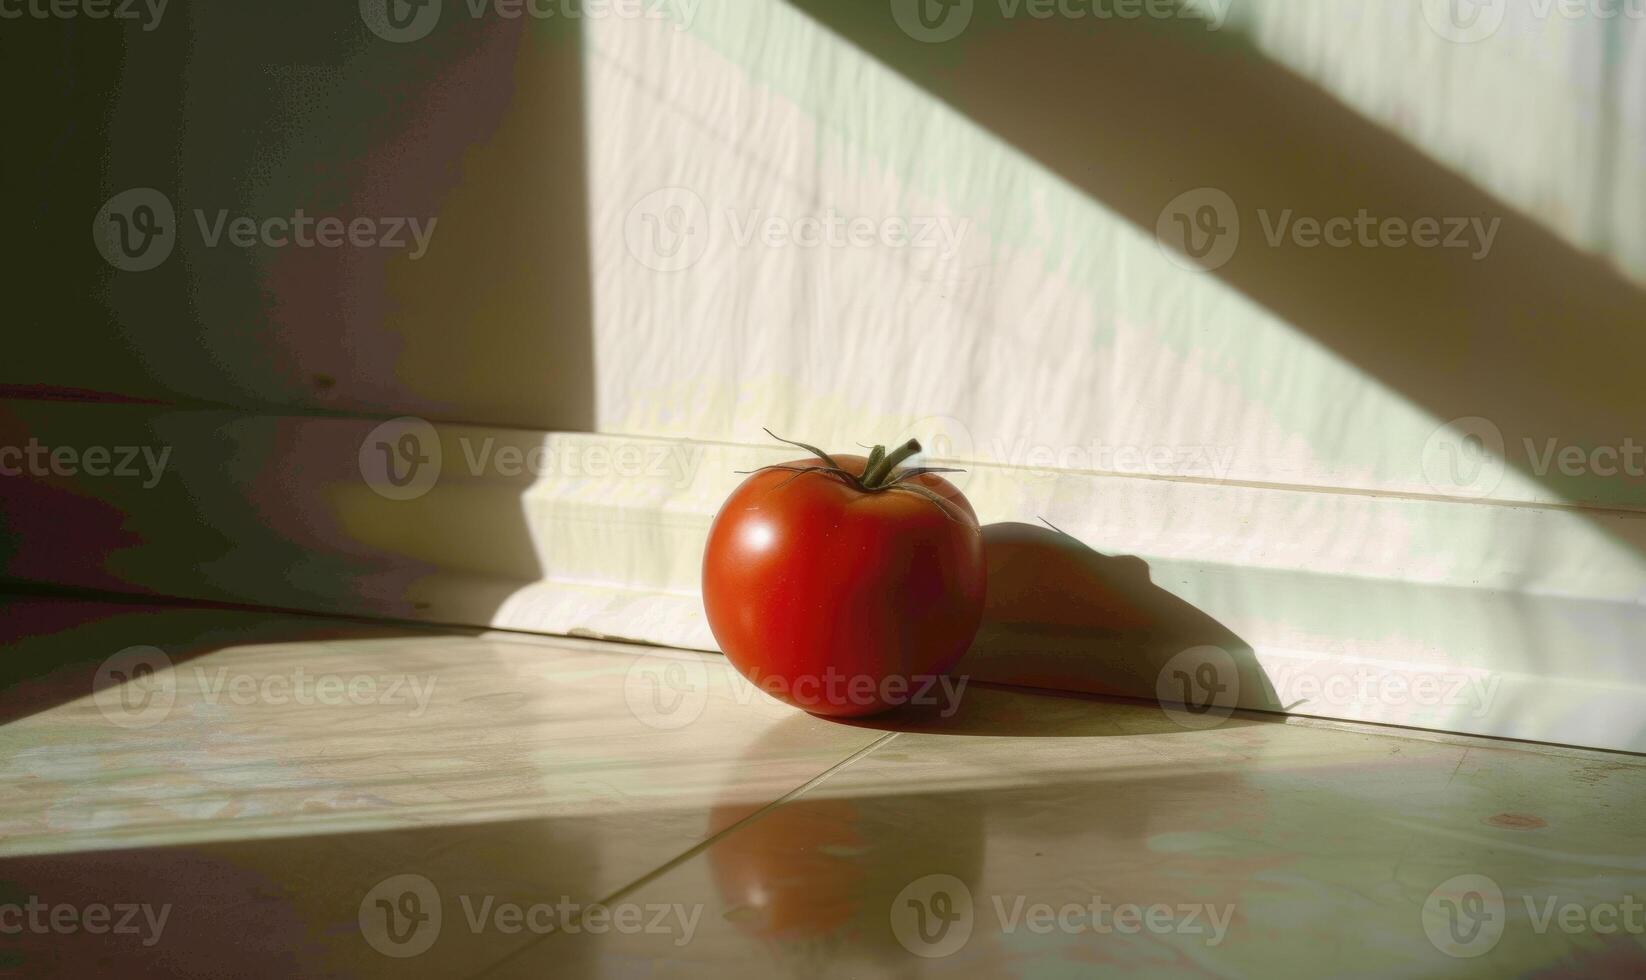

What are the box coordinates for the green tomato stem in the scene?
[862,444,886,481]
[861,438,922,488]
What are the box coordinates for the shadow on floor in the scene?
[844,521,1278,737]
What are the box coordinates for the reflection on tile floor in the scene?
[3,597,1644,978]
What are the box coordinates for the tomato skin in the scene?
[701,454,986,717]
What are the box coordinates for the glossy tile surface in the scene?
[0,599,883,977]
[4,598,1644,978]
[489,691,1646,979]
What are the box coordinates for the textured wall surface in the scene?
[8,2,1646,750]
[588,1,1646,511]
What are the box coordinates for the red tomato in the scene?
[701,435,986,717]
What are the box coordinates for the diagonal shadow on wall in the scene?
[784,0,1646,520]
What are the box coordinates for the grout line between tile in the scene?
[474,731,900,978]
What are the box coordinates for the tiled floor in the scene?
[3,597,1644,977]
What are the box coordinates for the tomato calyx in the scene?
[744,428,971,518]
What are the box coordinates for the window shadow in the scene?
[783,0,1646,519]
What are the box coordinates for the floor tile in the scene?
[489,686,1646,978]
[0,598,883,978]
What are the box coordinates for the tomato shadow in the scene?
[844,522,1279,737]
